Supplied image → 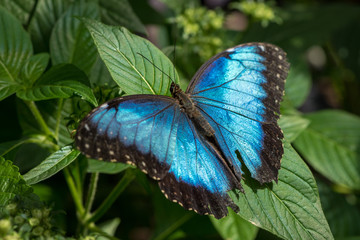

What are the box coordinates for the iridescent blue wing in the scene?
[76,95,240,218]
[75,95,180,179]
[187,43,289,183]
[159,112,241,219]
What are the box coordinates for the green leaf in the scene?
[89,55,114,87]
[100,0,146,35]
[0,0,34,25]
[211,210,258,240]
[17,99,75,146]
[317,179,360,238]
[87,159,130,174]
[284,59,311,108]
[294,110,360,190]
[230,143,333,240]
[82,19,179,96]
[16,64,98,106]
[20,53,50,85]
[279,114,310,142]
[0,6,32,101]
[0,84,22,102]
[0,135,47,157]
[98,218,121,239]
[23,145,80,185]
[0,157,32,206]
[50,1,100,74]
[28,0,72,52]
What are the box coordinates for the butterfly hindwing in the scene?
[188,43,289,183]
[76,95,180,180]
[159,112,240,218]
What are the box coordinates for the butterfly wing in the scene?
[187,43,289,183]
[75,95,180,179]
[159,112,240,219]
[76,95,240,218]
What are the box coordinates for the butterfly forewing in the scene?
[76,95,180,180]
[188,43,289,183]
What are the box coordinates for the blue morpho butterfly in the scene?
[75,43,289,219]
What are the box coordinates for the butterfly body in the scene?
[171,82,215,138]
[76,43,289,219]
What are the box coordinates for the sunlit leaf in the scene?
[23,146,80,185]
[294,110,360,190]
[82,19,179,96]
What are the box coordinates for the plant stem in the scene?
[64,167,85,216]
[85,169,136,224]
[84,172,99,216]
[54,98,64,142]
[24,100,53,137]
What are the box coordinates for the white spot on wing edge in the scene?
[259,45,265,51]
[84,124,90,131]
[226,47,235,52]
[85,143,90,149]
[100,103,108,108]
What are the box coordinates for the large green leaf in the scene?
[28,0,72,52]
[0,157,32,206]
[82,19,179,96]
[317,179,360,238]
[50,1,100,74]
[211,210,258,240]
[0,6,32,101]
[294,110,360,190]
[279,114,310,142]
[89,55,114,87]
[284,59,311,108]
[100,0,146,35]
[23,146,80,185]
[19,53,50,86]
[230,143,333,240]
[16,64,98,106]
[0,0,34,25]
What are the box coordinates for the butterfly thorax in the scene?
[170,82,215,137]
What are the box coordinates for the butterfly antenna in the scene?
[137,53,174,82]
[173,35,177,84]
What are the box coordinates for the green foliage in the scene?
[231,1,282,27]
[294,110,360,190]
[0,194,78,239]
[83,18,179,96]
[0,0,359,239]
[0,157,31,206]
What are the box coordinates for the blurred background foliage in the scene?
[0,0,359,239]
